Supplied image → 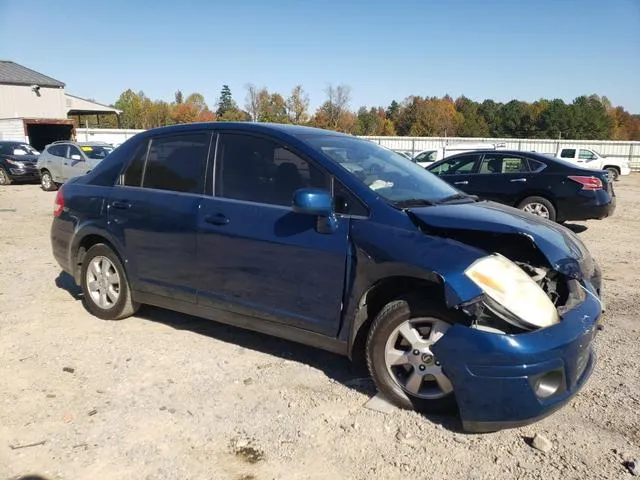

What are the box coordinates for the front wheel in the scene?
[80,244,140,320]
[40,170,58,191]
[518,196,556,222]
[0,169,12,185]
[366,295,459,413]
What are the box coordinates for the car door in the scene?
[471,153,533,205]
[63,145,89,180]
[108,132,212,303]
[196,132,350,336]
[428,154,480,192]
[45,145,68,182]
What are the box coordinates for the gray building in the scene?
[0,60,119,149]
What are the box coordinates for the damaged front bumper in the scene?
[432,280,602,433]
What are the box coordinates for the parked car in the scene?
[426,150,615,223]
[36,141,115,191]
[51,123,603,432]
[0,141,40,185]
[413,143,506,168]
[555,146,630,181]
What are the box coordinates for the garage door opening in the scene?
[25,121,74,151]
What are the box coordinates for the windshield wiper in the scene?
[392,198,438,208]
[436,193,479,204]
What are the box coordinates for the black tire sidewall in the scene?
[366,296,458,413]
[606,168,619,181]
[518,196,556,222]
[80,244,131,320]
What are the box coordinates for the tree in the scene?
[174,90,184,105]
[149,100,172,127]
[478,100,504,137]
[216,85,237,117]
[245,84,261,122]
[320,84,351,130]
[218,108,250,122]
[386,100,400,121]
[455,96,489,137]
[394,96,462,137]
[285,85,310,124]
[171,103,199,124]
[114,89,146,129]
[569,95,613,139]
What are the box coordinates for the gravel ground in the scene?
[1,177,639,480]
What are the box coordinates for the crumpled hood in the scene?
[408,200,594,280]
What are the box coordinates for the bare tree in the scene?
[245,84,261,122]
[286,85,310,124]
[325,84,351,129]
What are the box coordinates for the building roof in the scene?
[65,94,121,115]
[0,60,65,88]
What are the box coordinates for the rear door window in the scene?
[478,154,530,174]
[560,149,576,159]
[67,146,83,159]
[142,133,210,194]
[48,145,67,157]
[430,154,478,175]
[579,149,597,161]
[121,140,150,187]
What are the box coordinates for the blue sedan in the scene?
[50,123,602,432]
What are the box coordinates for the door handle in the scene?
[204,213,229,226]
[454,181,468,185]
[510,178,527,183]
[111,200,132,210]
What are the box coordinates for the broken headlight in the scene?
[464,254,560,331]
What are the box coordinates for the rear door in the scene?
[470,153,533,205]
[428,154,480,192]
[44,144,68,182]
[195,132,350,336]
[108,132,212,303]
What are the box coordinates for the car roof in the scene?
[135,122,353,140]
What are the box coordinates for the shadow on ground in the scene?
[54,271,466,433]
[563,223,588,234]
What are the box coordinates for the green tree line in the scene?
[77,85,640,141]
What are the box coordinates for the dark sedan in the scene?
[0,141,41,185]
[426,150,615,223]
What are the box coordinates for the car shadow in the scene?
[563,223,588,234]
[54,270,466,433]
[55,272,83,300]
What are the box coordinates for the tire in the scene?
[366,294,461,414]
[605,167,619,182]
[0,168,12,185]
[80,244,139,320]
[40,170,58,191]
[517,196,556,222]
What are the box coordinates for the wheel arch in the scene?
[602,165,621,173]
[71,227,131,285]
[514,191,557,211]
[348,275,446,363]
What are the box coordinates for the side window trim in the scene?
[117,138,151,187]
[331,176,370,218]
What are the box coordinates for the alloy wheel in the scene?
[384,318,452,399]
[42,173,52,190]
[522,202,550,218]
[86,256,121,309]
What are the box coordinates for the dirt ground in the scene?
[1,176,639,480]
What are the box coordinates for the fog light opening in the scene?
[534,370,563,399]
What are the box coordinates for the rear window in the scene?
[121,140,149,187]
[47,145,67,157]
[142,133,209,194]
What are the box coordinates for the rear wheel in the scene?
[605,167,619,182]
[366,294,459,413]
[518,196,556,222]
[40,170,57,191]
[0,169,12,185]
[80,244,139,320]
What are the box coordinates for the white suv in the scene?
[37,141,114,191]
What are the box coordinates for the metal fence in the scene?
[75,128,640,171]
[362,136,640,171]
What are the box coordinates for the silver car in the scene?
[37,141,114,191]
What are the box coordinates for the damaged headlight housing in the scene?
[465,254,560,331]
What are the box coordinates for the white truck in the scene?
[555,146,630,181]
[412,142,506,168]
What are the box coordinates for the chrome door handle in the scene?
[510,178,527,182]
[454,181,468,185]
[204,213,229,226]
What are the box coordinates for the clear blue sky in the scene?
[1,0,638,112]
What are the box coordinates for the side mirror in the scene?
[292,188,333,217]
[70,154,82,161]
[292,188,337,234]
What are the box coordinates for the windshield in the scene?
[11,144,39,156]
[80,145,113,160]
[304,135,459,204]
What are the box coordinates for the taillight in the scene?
[53,189,64,217]
[568,176,603,191]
